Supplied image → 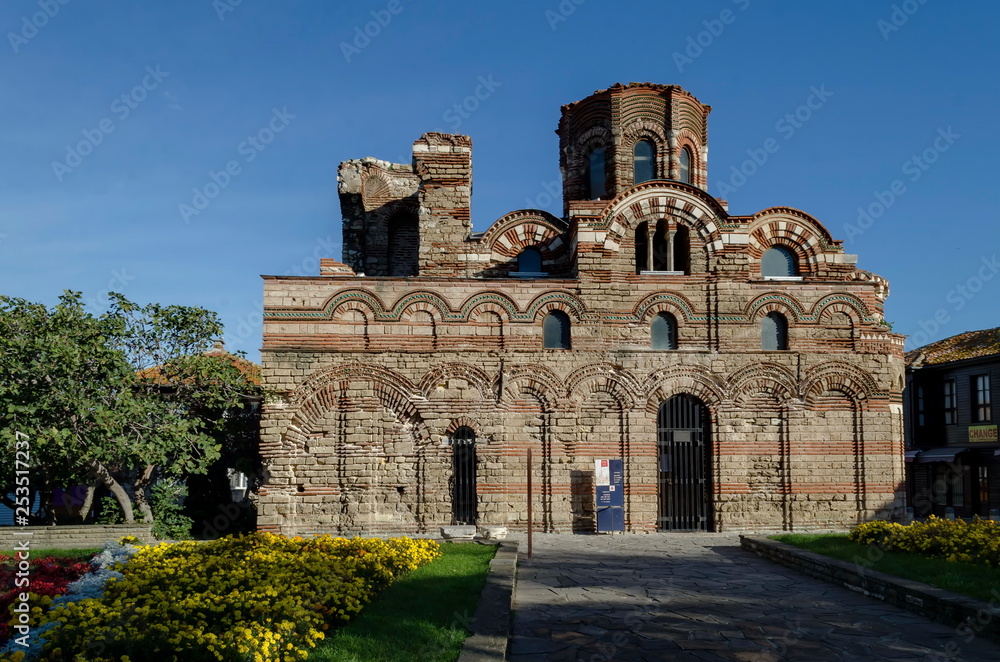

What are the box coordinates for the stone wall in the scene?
[259,266,905,534]
[1,524,156,550]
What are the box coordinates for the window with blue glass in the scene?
[761,246,797,278]
[651,313,678,350]
[761,312,788,351]
[633,140,655,184]
[543,311,571,349]
[585,147,606,199]
[679,147,692,184]
[518,247,542,273]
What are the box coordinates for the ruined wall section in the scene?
[412,133,477,276]
[337,158,419,276]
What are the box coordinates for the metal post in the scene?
[527,447,533,559]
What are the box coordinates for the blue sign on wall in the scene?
[595,459,624,533]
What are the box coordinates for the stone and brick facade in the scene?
[258,83,906,535]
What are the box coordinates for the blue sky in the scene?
[1,0,998,362]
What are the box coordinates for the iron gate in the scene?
[657,394,711,531]
[451,427,477,525]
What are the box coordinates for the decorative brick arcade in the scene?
[258,83,906,535]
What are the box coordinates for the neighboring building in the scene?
[137,340,263,536]
[904,327,999,518]
[257,83,906,535]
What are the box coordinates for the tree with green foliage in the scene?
[0,291,262,527]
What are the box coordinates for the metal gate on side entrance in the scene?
[451,426,477,525]
[657,394,711,531]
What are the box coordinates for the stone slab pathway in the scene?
[509,533,1000,661]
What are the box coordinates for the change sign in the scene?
[970,425,999,443]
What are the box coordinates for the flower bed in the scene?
[849,516,1000,566]
[0,534,440,662]
[0,556,91,645]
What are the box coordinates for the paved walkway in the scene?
[509,533,1000,661]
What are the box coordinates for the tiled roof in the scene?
[136,344,262,386]
[204,349,262,386]
[906,326,1000,366]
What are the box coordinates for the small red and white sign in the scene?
[595,459,610,486]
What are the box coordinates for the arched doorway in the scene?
[657,394,712,531]
[450,426,477,525]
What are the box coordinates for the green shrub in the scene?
[95,496,124,525]
[150,481,193,540]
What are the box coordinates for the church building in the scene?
[257,83,906,534]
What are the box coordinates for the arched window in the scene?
[543,311,571,349]
[387,212,419,277]
[517,246,542,274]
[653,220,670,271]
[761,312,788,351]
[635,222,649,273]
[761,246,798,278]
[451,426,477,525]
[633,140,655,184]
[585,147,606,199]
[651,313,678,350]
[673,224,689,274]
[679,147,692,184]
[637,220,684,273]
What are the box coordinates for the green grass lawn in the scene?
[308,541,498,662]
[0,547,100,560]
[772,533,1000,603]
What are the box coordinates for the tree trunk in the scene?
[41,470,55,525]
[79,484,97,522]
[87,459,136,523]
[132,464,156,523]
